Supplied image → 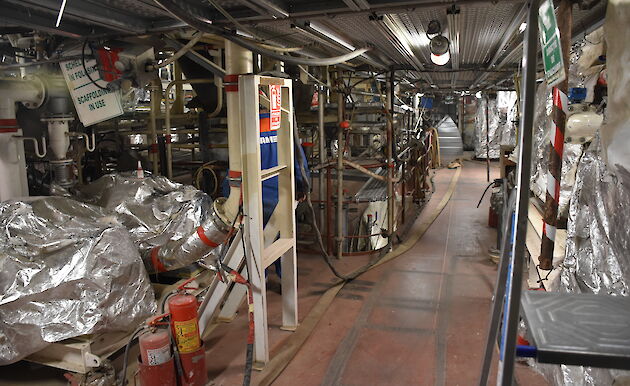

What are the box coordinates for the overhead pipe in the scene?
[155,0,370,66]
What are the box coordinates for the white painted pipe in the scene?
[217,40,253,225]
[48,119,70,160]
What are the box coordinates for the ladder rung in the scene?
[261,165,287,181]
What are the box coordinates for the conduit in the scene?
[257,165,462,386]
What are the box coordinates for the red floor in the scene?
[0,161,548,385]
[205,161,549,386]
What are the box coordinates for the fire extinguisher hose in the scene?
[118,325,147,386]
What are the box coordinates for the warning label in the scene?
[173,319,201,354]
[270,85,281,131]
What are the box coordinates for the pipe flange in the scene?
[22,74,46,110]
[212,198,235,231]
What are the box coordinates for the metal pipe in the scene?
[497,1,538,383]
[216,40,253,226]
[148,78,162,175]
[386,71,394,250]
[538,0,572,270]
[149,32,202,71]
[164,78,214,179]
[485,96,490,181]
[336,90,345,259]
[318,84,327,237]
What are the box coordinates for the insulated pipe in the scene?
[336,91,345,259]
[215,40,253,226]
[164,78,214,179]
[148,78,163,175]
[318,84,326,237]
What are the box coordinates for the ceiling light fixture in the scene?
[55,0,68,27]
[519,22,527,33]
[429,33,450,66]
[309,22,356,51]
[431,51,450,66]
[475,91,482,98]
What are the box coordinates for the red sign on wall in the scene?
[270,85,281,131]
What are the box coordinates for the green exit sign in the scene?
[538,0,566,87]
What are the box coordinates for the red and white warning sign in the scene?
[270,85,281,131]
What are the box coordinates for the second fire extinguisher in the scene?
[168,294,208,386]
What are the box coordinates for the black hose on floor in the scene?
[292,115,384,281]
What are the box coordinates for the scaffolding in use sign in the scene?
[60,57,123,126]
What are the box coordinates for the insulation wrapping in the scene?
[498,91,518,149]
[527,137,630,385]
[474,98,500,159]
[0,197,156,365]
[529,82,585,218]
[474,92,516,159]
[75,173,228,273]
[601,0,630,177]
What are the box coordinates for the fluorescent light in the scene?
[430,51,450,66]
[519,22,527,33]
[55,0,68,27]
[309,22,356,51]
[235,29,254,39]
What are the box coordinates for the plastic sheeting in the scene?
[75,173,227,273]
[0,197,156,365]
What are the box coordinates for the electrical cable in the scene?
[476,180,496,208]
[81,40,109,91]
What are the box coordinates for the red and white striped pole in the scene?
[539,87,568,270]
[538,0,572,271]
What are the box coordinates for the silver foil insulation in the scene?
[0,197,157,365]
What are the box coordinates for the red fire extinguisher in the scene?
[137,328,177,386]
[168,294,208,386]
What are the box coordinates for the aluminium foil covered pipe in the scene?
[75,173,230,273]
